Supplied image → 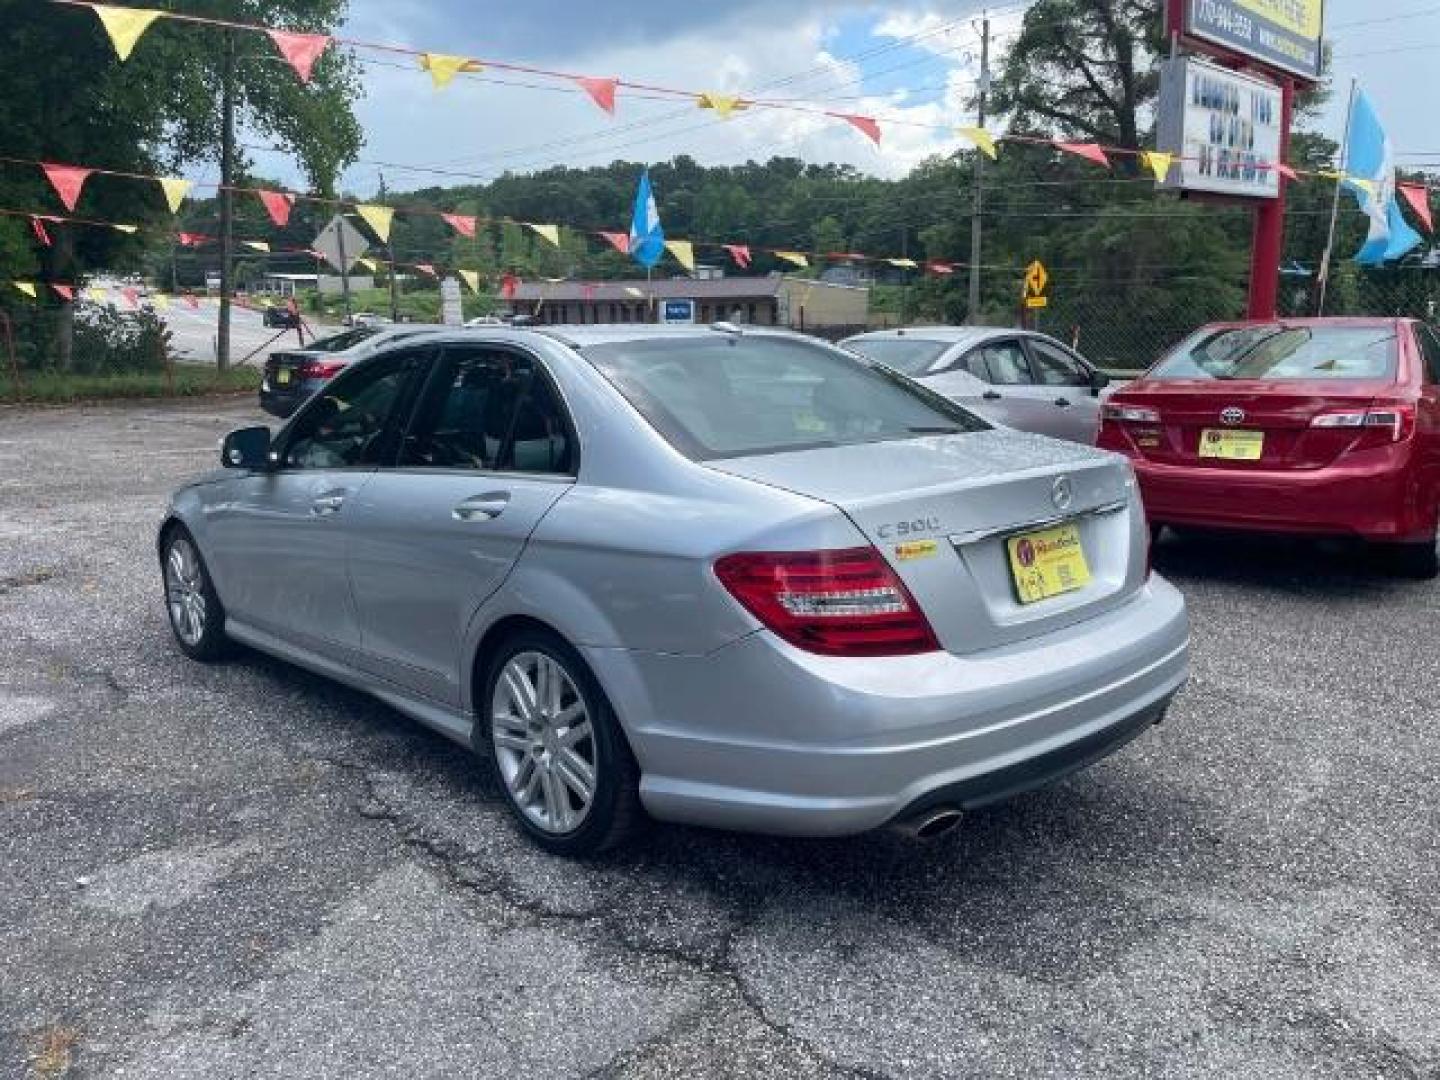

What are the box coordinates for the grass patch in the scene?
[1,365,259,404]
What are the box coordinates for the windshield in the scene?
[584,335,989,461]
[307,327,380,354]
[1152,325,1398,381]
[844,338,951,376]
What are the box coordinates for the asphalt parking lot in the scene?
[1,397,1437,1079]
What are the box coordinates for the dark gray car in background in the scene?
[843,327,1113,444]
[261,324,445,419]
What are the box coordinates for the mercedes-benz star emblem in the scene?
[1220,406,1246,426]
[1052,476,1074,511]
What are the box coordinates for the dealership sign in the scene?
[1175,0,1324,82]
[1156,57,1284,200]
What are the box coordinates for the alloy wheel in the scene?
[490,651,597,834]
[165,536,208,647]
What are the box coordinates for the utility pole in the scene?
[336,210,353,324]
[216,28,236,372]
[966,12,990,325]
[379,171,399,322]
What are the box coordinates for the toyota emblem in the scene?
[1220,406,1246,426]
[1051,476,1074,511]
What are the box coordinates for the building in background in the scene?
[505,274,869,337]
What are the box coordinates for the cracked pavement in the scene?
[1,397,1437,1078]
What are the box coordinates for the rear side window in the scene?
[1028,340,1091,387]
[584,335,989,461]
[1152,325,1399,381]
[400,346,575,475]
[978,341,1033,385]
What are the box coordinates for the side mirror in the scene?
[221,426,274,470]
[1089,369,1111,395]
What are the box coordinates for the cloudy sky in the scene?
[241,0,1436,198]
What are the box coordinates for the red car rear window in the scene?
[1152,325,1398,381]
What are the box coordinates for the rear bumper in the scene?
[1130,453,1427,542]
[585,576,1189,837]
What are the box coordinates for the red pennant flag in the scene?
[598,230,630,254]
[256,189,295,228]
[927,262,956,274]
[500,273,520,299]
[42,164,93,211]
[122,286,139,308]
[1399,183,1434,233]
[183,292,198,309]
[31,217,52,247]
[177,232,207,247]
[415,263,437,277]
[575,76,618,115]
[442,213,477,238]
[836,113,881,147]
[267,29,330,83]
[1276,163,1298,181]
[581,283,597,300]
[52,284,74,301]
[1056,142,1110,168]
[723,244,752,269]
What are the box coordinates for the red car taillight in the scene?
[297,359,346,381]
[1310,403,1416,448]
[713,546,941,657]
[1102,403,1162,425]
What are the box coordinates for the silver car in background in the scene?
[843,327,1113,444]
[160,325,1188,855]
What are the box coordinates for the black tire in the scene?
[160,525,234,661]
[481,628,643,856]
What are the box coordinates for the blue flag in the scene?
[628,169,665,270]
[1345,92,1422,266]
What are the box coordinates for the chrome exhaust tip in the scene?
[896,806,964,841]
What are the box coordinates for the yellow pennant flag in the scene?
[111,223,138,234]
[158,177,191,213]
[355,204,394,242]
[14,282,37,298]
[775,251,810,269]
[91,4,163,61]
[957,126,997,160]
[88,286,108,302]
[698,92,747,119]
[1142,151,1173,183]
[665,240,695,271]
[152,292,170,309]
[420,53,478,89]
[243,240,270,252]
[458,269,481,294]
[887,258,918,269]
[527,222,560,247]
[356,257,379,273]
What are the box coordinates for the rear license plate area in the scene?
[1199,428,1263,460]
[1005,523,1091,605]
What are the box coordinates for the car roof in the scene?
[370,323,821,352]
[842,326,1034,348]
[1183,316,1408,331]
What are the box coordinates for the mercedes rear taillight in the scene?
[713,546,940,657]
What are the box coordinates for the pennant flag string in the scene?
[158,177,191,213]
[1399,183,1434,233]
[267,29,331,82]
[256,189,295,227]
[89,4,163,61]
[442,212,477,238]
[355,203,395,242]
[42,163,93,212]
[664,239,695,272]
[835,113,882,147]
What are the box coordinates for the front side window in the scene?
[283,351,427,469]
[584,335,989,461]
[1028,340,1091,386]
[844,338,951,377]
[399,346,575,474]
[978,341,1034,385]
[1152,325,1399,381]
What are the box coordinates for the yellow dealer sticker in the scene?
[894,540,939,562]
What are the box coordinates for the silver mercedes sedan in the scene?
[159,325,1189,855]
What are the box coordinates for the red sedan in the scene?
[1098,318,1440,578]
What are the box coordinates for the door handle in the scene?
[453,493,510,522]
[982,390,1003,401]
[1055,397,1072,408]
[310,493,346,516]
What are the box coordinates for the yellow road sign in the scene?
[1025,296,1049,309]
[1025,260,1048,298]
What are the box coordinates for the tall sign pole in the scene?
[1247,78,1293,320]
[966,13,990,324]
